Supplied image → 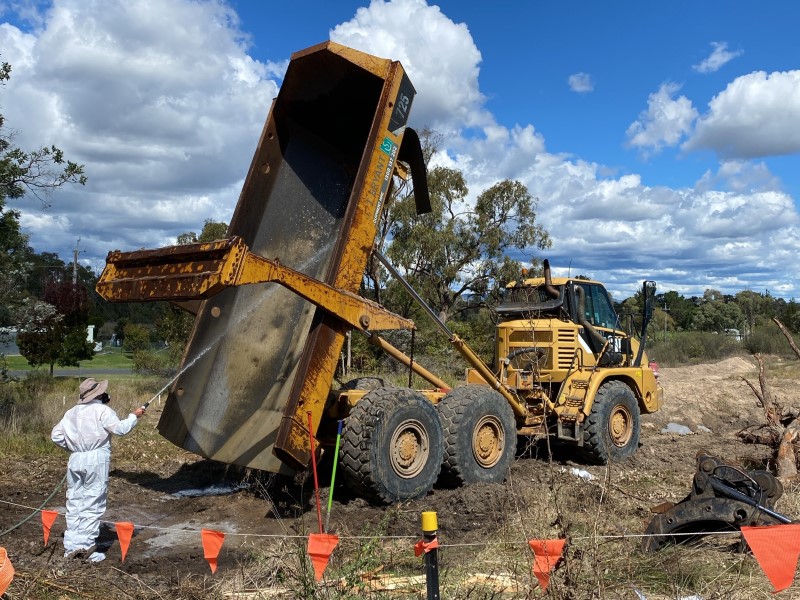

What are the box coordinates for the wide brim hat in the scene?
[78,378,108,404]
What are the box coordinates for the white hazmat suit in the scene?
[51,379,140,557]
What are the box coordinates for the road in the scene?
[7,367,133,378]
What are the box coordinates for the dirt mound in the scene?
[655,355,760,431]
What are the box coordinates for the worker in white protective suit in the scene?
[51,378,145,560]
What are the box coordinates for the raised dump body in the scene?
[100,42,423,474]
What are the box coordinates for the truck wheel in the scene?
[581,380,640,464]
[340,377,389,390]
[340,387,443,504]
[437,385,516,486]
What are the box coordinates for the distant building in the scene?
[724,328,742,342]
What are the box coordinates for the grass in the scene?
[3,346,135,371]
[3,358,800,598]
[0,373,166,460]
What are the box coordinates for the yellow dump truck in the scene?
[97,41,663,504]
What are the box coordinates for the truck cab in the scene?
[467,260,663,463]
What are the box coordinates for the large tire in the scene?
[437,385,517,486]
[581,380,640,464]
[340,387,443,504]
[340,377,389,391]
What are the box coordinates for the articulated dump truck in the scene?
[97,42,663,504]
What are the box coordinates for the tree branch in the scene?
[772,317,800,361]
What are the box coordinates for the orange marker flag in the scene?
[115,522,135,562]
[528,538,566,592]
[741,524,800,592]
[0,547,14,596]
[307,533,339,582]
[414,538,439,557]
[41,510,58,546]
[201,529,225,574]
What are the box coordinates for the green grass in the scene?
[3,346,134,371]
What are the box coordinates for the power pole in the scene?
[72,237,81,286]
[663,301,669,342]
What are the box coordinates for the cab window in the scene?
[576,283,618,330]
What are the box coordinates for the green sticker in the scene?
[380,137,395,156]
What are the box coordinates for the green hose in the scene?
[0,473,67,537]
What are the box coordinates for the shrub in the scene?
[648,331,743,366]
[744,324,800,357]
[131,349,174,377]
[123,323,151,354]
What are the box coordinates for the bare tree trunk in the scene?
[737,322,800,481]
[753,353,781,427]
[772,317,800,360]
[777,419,800,482]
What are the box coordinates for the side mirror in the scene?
[643,281,656,320]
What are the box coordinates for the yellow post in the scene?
[420,511,439,599]
[421,511,438,533]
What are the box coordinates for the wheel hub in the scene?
[609,405,633,447]
[472,415,505,468]
[390,419,429,479]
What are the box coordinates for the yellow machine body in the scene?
[100,42,420,473]
[97,43,662,486]
[464,273,663,435]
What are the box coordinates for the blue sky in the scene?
[234,0,799,197]
[1,0,799,300]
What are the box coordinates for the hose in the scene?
[0,473,67,537]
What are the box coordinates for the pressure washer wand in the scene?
[140,372,182,411]
[140,389,163,411]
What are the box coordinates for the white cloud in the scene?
[695,160,782,194]
[330,0,487,133]
[626,82,698,156]
[2,0,279,263]
[683,70,800,159]
[693,41,743,74]
[568,72,593,93]
[1,0,799,302]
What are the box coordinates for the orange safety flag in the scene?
[741,524,800,592]
[0,547,14,596]
[414,538,439,557]
[41,510,59,546]
[115,522,135,562]
[201,529,225,574]
[307,533,339,582]
[528,538,566,592]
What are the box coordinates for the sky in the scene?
[0,0,799,302]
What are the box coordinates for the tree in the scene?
[735,290,773,336]
[0,58,87,329]
[122,323,151,354]
[691,292,744,332]
[661,290,695,331]
[176,219,228,244]
[58,326,95,369]
[385,167,551,323]
[15,298,63,375]
[14,298,93,375]
[0,61,86,206]
[0,206,31,325]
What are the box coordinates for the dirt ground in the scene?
[2,356,799,599]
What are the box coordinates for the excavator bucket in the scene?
[113,42,422,473]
